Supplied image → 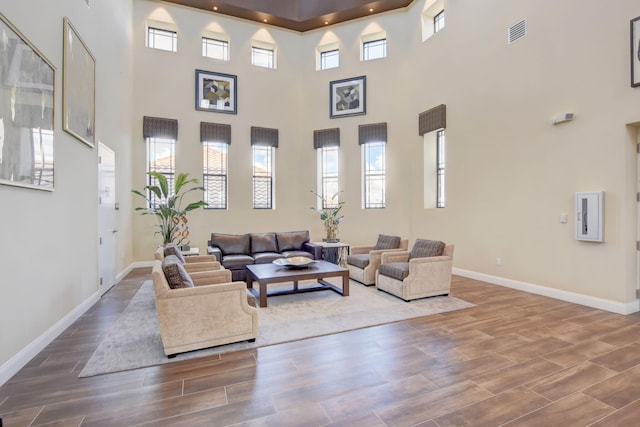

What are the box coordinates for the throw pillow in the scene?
[162,255,194,289]
[409,239,445,259]
[374,234,402,250]
[164,243,186,263]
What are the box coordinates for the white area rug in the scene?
[79,279,474,377]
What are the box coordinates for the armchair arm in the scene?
[185,254,217,263]
[368,247,406,268]
[156,280,247,299]
[208,246,222,260]
[350,245,375,255]
[303,242,323,260]
[189,269,233,285]
[183,261,222,273]
[381,250,410,264]
[408,255,453,277]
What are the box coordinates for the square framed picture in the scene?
[631,16,640,87]
[330,75,366,118]
[195,69,237,114]
[63,17,96,148]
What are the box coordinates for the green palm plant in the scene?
[310,190,345,242]
[132,172,207,245]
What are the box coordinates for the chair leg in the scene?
[248,338,256,342]
[167,354,176,359]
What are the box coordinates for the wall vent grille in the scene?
[508,19,527,44]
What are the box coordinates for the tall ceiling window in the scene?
[251,127,278,209]
[359,123,387,209]
[201,122,231,209]
[314,128,341,209]
[143,116,177,208]
[434,10,445,33]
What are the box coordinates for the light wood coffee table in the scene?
[245,260,349,307]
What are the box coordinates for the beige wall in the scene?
[2,0,640,381]
[0,0,134,372]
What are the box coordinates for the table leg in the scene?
[293,280,299,291]
[259,282,268,307]
[342,273,349,296]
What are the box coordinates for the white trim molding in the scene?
[454,268,640,315]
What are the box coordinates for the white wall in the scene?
[0,0,133,378]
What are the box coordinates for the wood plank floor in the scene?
[2,269,640,426]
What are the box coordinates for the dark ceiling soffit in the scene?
[162,0,414,32]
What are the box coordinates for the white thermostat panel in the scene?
[575,191,603,242]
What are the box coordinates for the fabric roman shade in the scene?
[418,104,446,135]
[200,122,231,144]
[143,116,178,140]
[358,122,387,145]
[251,126,279,148]
[313,128,340,149]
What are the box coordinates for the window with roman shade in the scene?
[418,104,447,208]
[143,116,178,208]
[314,128,340,209]
[201,122,230,209]
[359,123,387,209]
[251,126,278,209]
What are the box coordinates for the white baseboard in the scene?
[0,262,153,387]
[453,268,640,315]
[0,291,100,386]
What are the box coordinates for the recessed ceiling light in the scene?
[369,8,374,12]
[213,6,218,11]
[324,21,329,25]
[263,18,268,22]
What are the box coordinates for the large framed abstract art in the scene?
[0,12,56,191]
[330,75,366,119]
[63,17,96,147]
[195,69,237,114]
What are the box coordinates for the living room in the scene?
[1,0,640,422]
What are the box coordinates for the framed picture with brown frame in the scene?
[632,16,640,87]
[0,12,56,191]
[330,75,366,119]
[63,16,96,148]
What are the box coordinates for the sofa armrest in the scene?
[189,269,233,285]
[208,246,222,259]
[303,242,323,260]
[185,254,217,263]
[350,245,375,255]
[368,248,406,267]
[381,250,410,264]
[183,261,222,273]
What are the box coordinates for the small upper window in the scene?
[147,27,177,52]
[434,10,445,33]
[252,46,274,69]
[320,49,339,70]
[202,37,228,61]
[363,39,387,61]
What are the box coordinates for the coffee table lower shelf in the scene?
[245,261,349,308]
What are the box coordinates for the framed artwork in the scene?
[632,16,640,87]
[330,75,366,118]
[195,69,237,114]
[63,17,96,147]
[0,12,55,191]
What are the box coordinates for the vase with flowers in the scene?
[310,190,345,243]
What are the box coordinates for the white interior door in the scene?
[98,142,117,296]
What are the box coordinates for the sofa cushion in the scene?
[374,234,402,250]
[221,254,254,270]
[164,243,186,263]
[347,254,370,269]
[161,255,194,289]
[253,252,281,264]
[410,239,445,259]
[378,262,410,281]
[211,233,250,256]
[251,232,278,254]
[276,230,310,252]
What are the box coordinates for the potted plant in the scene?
[310,190,345,243]
[132,172,207,246]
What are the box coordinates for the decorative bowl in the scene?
[272,257,317,269]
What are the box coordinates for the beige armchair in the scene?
[154,245,223,273]
[346,234,408,286]
[376,239,453,301]
[151,260,258,357]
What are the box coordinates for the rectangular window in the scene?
[434,10,445,33]
[202,37,228,60]
[146,137,175,208]
[363,38,387,61]
[252,46,274,68]
[320,49,339,70]
[318,146,339,208]
[147,27,177,52]
[362,141,386,208]
[253,145,274,209]
[203,141,228,209]
[436,130,446,208]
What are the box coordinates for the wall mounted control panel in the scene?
[575,191,603,242]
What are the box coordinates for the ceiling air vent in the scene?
[508,19,527,44]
